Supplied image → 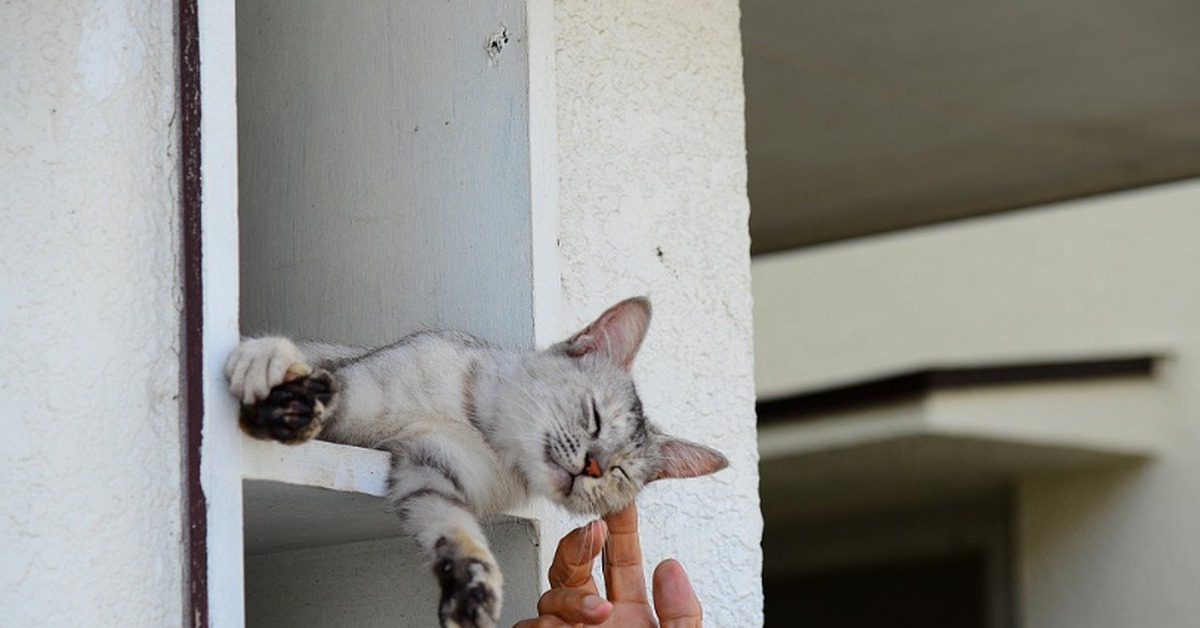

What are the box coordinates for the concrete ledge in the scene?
[242,439,391,498]
[759,360,1166,524]
[240,439,537,556]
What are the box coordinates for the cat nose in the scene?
[582,453,604,478]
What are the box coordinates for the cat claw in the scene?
[435,556,502,628]
[238,369,337,444]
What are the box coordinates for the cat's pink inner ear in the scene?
[650,438,729,482]
[566,297,651,370]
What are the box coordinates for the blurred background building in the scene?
[745,1,1200,626]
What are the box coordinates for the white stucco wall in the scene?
[0,2,183,626]
[554,1,763,625]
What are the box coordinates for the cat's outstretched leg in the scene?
[388,442,505,628]
[427,509,503,628]
[225,337,339,443]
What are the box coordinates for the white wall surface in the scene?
[0,1,183,626]
[753,180,1200,628]
[238,0,539,351]
[1004,188,1200,628]
[245,519,539,628]
[754,185,1195,399]
[555,1,763,625]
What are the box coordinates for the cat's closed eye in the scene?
[589,400,602,437]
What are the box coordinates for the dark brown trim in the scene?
[178,0,206,626]
[757,357,1156,423]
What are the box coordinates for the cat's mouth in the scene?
[545,457,576,497]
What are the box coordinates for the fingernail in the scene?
[583,595,604,609]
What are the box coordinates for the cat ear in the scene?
[560,297,651,371]
[650,437,728,482]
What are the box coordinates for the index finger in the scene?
[547,519,605,594]
[601,502,648,602]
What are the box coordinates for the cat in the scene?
[225,296,728,628]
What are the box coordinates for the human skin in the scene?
[513,503,703,628]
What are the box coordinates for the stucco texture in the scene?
[0,1,183,626]
[555,1,763,625]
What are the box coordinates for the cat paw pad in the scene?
[238,370,337,444]
[435,557,502,628]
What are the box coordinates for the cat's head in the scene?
[498,297,728,515]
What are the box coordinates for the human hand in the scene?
[513,503,703,627]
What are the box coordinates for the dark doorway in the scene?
[765,553,986,628]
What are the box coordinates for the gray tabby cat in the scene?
[224,296,728,628]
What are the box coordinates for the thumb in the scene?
[652,559,703,628]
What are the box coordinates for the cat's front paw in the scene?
[225,337,313,404]
[433,544,503,628]
[239,370,337,444]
